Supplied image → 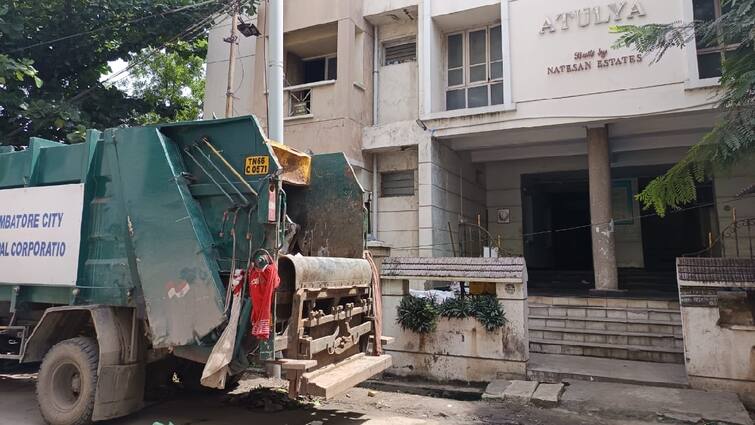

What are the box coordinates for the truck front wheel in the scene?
[37,337,99,425]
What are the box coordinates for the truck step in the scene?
[302,353,392,399]
[0,326,27,360]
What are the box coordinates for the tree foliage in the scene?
[0,0,253,146]
[119,40,208,125]
[612,0,754,216]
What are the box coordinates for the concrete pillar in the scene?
[417,134,435,258]
[587,126,619,292]
[336,18,355,118]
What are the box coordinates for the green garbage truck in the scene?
[0,116,390,425]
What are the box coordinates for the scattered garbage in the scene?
[225,386,318,412]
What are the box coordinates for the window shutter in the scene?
[381,171,415,197]
[384,42,417,65]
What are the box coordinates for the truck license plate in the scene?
[244,156,269,175]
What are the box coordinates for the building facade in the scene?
[204,0,754,295]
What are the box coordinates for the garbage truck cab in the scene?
[0,116,390,425]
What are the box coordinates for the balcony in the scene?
[283,80,337,121]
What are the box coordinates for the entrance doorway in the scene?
[639,177,716,272]
[522,171,594,291]
[520,167,717,295]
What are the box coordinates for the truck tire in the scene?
[36,337,99,425]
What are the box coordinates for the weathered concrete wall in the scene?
[677,264,755,409]
[419,140,486,257]
[378,20,418,125]
[378,62,418,125]
[377,149,419,256]
[381,278,529,382]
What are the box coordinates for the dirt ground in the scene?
[0,371,659,425]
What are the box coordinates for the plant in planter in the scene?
[396,295,439,334]
[468,295,507,331]
[397,294,507,333]
[437,296,473,319]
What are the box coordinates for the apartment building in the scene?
[204,0,754,296]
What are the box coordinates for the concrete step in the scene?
[530,338,685,363]
[527,353,689,388]
[530,326,684,349]
[529,315,683,335]
[528,304,681,323]
[529,295,679,310]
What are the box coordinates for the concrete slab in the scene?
[561,381,753,425]
[502,380,539,403]
[531,383,564,407]
[527,353,689,388]
[482,379,512,400]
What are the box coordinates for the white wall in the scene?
[418,0,719,135]
[510,0,683,102]
[378,21,418,125]
[377,149,420,256]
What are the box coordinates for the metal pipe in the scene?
[201,138,258,196]
[183,148,236,205]
[268,0,284,143]
[193,145,250,206]
[372,25,379,125]
[278,255,372,289]
[372,154,379,239]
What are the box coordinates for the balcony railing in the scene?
[283,80,336,120]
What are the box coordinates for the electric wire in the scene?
[2,1,234,141]
[381,193,755,251]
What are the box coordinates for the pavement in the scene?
[2,365,753,425]
[0,371,664,425]
[527,353,690,388]
[562,380,753,425]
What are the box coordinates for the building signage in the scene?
[547,47,643,75]
[0,184,84,286]
[540,2,646,34]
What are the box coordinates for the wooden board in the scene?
[302,354,392,399]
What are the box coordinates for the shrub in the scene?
[396,295,438,334]
[437,296,472,319]
[469,295,507,331]
[397,294,508,334]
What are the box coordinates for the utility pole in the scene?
[224,0,240,118]
[267,0,284,143]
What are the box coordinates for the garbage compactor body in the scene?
[0,116,390,424]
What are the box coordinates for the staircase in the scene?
[528,296,684,364]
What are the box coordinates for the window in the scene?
[384,40,417,65]
[303,56,337,84]
[381,171,414,197]
[692,0,737,79]
[445,25,504,111]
